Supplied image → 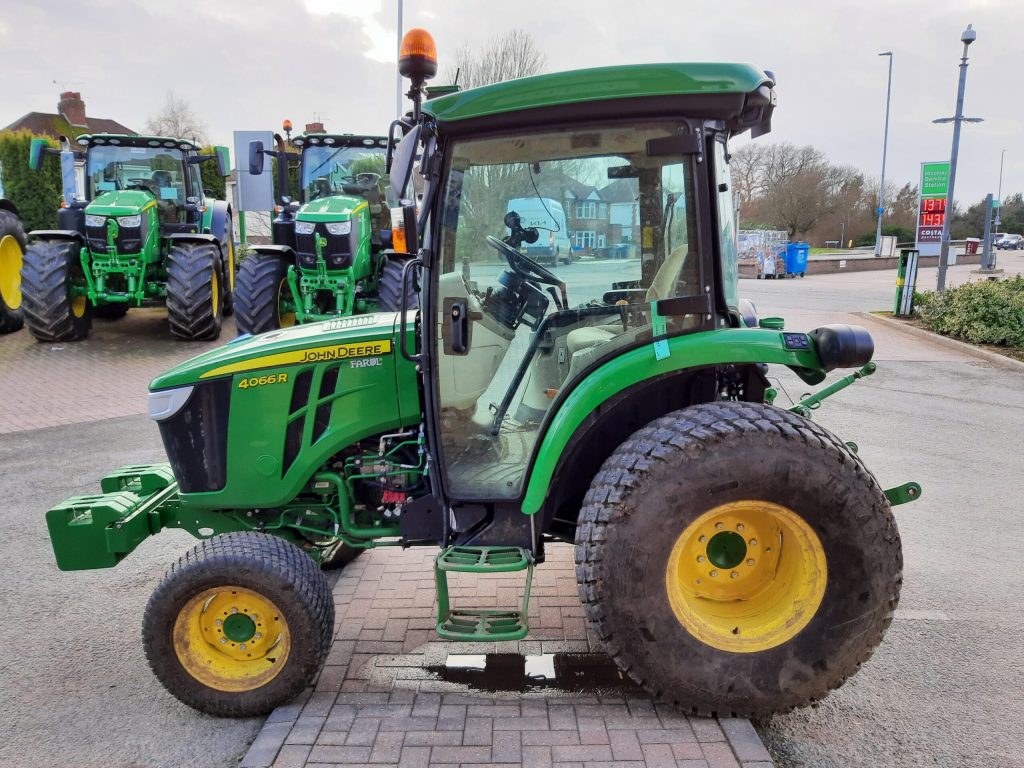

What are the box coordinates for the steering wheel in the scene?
[486,235,561,286]
[355,172,382,186]
[127,177,154,192]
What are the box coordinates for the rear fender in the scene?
[520,327,829,516]
[0,199,19,218]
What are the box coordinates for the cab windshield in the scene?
[301,145,387,202]
[86,145,185,202]
[434,121,705,499]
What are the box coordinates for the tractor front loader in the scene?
[43,30,920,719]
[234,129,414,336]
[21,135,234,342]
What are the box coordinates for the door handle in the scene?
[449,298,469,354]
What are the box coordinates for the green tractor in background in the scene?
[21,134,233,342]
[43,30,919,719]
[234,129,413,335]
[0,196,27,334]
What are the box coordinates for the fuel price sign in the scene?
[915,161,950,256]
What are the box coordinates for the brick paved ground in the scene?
[240,545,774,768]
[0,309,233,433]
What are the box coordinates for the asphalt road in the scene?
[0,416,263,768]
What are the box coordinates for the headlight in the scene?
[148,386,195,422]
[295,220,315,235]
[85,214,105,227]
[325,221,351,236]
[117,215,141,228]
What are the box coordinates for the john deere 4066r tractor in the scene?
[234,130,412,335]
[44,31,919,718]
[21,135,233,341]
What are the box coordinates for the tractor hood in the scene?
[86,189,157,217]
[149,312,400,391]
[296,195,366,223]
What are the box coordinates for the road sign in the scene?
[876,206,886,216]
[915,161,950,256]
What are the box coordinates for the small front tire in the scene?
[142,532,335,717]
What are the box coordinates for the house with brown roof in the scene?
[2,91,135,139]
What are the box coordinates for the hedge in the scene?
[0,130,62,231]
[916,276,1024,348]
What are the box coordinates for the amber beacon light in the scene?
[399,28,438,81]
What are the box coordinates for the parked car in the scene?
[994,233,1023,250]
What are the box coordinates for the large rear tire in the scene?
[378,257,418,312]
[142,532,334,718]
[575,401,901,718]
[234,254,296,336]
[0,210,27,334]
[20,239,92,342]
[166,242,223,340]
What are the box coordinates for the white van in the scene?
[506,197,573,265]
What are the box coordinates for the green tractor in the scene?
[43,32,919,718]
[0,197,27,334]
[234,129,412,335]
[21,134,234,341]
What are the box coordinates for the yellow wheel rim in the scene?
[277,279,296,328]
[0,234,23,310]
[665,500,827,653]
[172,586,291,693]
[227,231,235,291]
[212,269,220,317]
[70,294,87,318]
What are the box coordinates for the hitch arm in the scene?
[786,362,876,418]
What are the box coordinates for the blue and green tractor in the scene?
[42,31,918,718]
[20,134,233,341]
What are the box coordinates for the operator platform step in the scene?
[434,546,534,642]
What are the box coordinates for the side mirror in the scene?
[248,140,265,176]
[214,146,230,178]
[28,138,47,171]
[388,125,420,201]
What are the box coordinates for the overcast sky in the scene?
[2,0,1021,207]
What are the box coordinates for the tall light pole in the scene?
[934,24,980,292]
[396,0,404,117]
[995,149,1007,235]
[874,52,893,257]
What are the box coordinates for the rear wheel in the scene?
[378,257,418,312]
[142,532,334,717]
[166,241,223,340]
[20,239,92,341]
[0,210,27,333]
[575,401,901,718]
[234,253,296,335]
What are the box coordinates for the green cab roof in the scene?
[423,62,775,136]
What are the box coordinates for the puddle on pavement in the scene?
[427,652,645,694]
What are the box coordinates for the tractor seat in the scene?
[566,325,616,354]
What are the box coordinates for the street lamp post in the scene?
[995,149,1007,235]
[874,52,893,257]
[934,24,979,293]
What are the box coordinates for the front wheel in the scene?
[20,239,92,341]
[234,254,296,335]
[575,402,901,718]
[142,532,334,717]
[166,242,223,340]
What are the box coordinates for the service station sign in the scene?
[915,161,950,256]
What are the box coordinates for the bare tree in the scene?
[443,29,546,88]
[145,91,208,143]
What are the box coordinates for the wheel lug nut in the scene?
[747,559,755,566]
[239,643,247,651]
[715,522,724,530]
[698,535,707,543]
[710,569,718,577]
[219,637,227,644]
[730,571,739,579]
[231,607,238,614]
[749,539,757,547]
[697,555,705,563]
[253,633,262,640]
[736,523,744,531]
[215,619,223,627]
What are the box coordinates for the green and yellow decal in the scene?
[200,340,393,379]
